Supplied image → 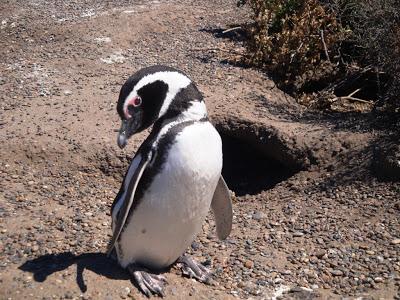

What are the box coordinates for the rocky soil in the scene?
[1,0,399,299]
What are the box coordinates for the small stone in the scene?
[274,277,283,284]
[244,260,254,269]
[330,269,343,276]
[82,294,91,300]
[366,250,375,255]
[390,239,400,245]
[32,245,39,252]
[64,90,72,96]
[293,231,304,237]
[252,211,266,220]
[374,277,384,283]
[170,287,177,295]
[191,241,200,251]
[120,287,130,298]
[314,249,326,259]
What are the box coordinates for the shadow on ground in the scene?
[19,252,129,293]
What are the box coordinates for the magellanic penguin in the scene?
[107,65,233,297]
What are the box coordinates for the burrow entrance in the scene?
[220,133,300,196]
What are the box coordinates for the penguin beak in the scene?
[117,120,129,149]
[117,116,142,149]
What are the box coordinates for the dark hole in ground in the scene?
[220,133,299,196]
[334,69,391,101]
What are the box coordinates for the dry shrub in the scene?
[243,0,346,94]
[240,0,400,114]
[332,0,400,112]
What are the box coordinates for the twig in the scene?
[320,29,330,62]
[344,96,373,104]
[222,26,242,34]
[348,88,361,97]
[290,42,303,63]
[331,89,373,104]
[190,47,244,55]
[332,96,373,104]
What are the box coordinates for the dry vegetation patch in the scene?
[238,0,400,114]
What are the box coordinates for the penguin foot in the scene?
[127,265,167,297]
[177,255,211,283]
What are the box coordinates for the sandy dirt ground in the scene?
[1,0,399,299]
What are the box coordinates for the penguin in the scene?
[107,65,233,297]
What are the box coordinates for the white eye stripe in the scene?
[123,71,191,118]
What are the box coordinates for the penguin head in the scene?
[116,65,193,149]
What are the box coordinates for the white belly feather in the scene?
[117,121,222,269]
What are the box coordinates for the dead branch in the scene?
[222,26,242,34]
[348,88,362,97]
[343,97,374,104]
[290,42,304,63]
[320,29,330,62]
[189,47,244,55]
[330,88,374,104]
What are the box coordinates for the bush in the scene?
[240,0,400,113]
[241,0,346,93]
[332,0,400,111]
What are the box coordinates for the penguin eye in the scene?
[133,97,142,107]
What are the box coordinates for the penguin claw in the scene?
[127,266,167,297]
[177,255,211,284]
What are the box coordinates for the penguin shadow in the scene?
[19,252,136,293]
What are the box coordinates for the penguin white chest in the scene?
[117,122,222,269]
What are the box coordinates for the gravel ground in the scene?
[1,0,399,299]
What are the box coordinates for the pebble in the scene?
[314,249,326,259]
[374,277,384,283]
[274,277,284,284]
[244,260,254,269]
[391,239,400,245]
[293,231,304,237]
[252,211,266,220]
[120,287,130,299]
[330,270,343,276]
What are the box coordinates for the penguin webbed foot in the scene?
[127,265,167,298]
[177,255,211,284]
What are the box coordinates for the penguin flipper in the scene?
[106,151,153,256]
[211,175,233,240]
